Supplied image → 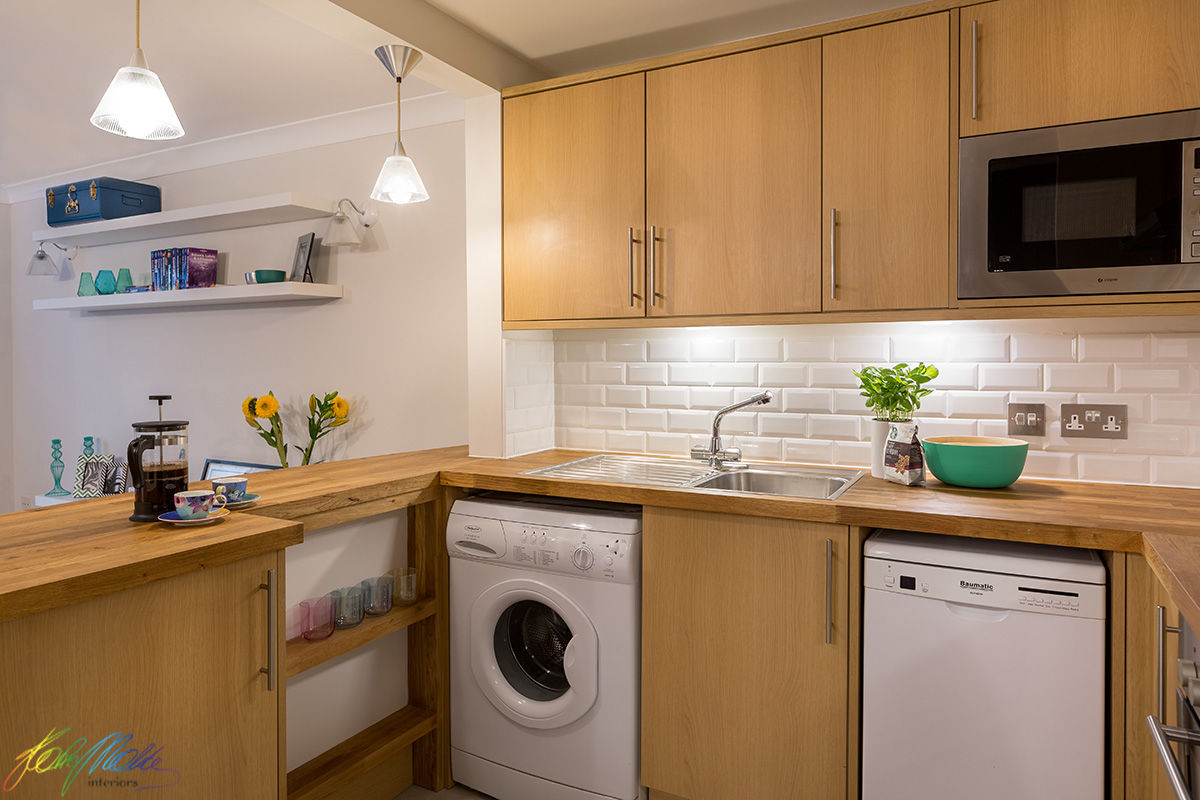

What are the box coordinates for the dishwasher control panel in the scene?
[865,557,1106,620]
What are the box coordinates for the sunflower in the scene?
[256,394,280,418]
[332,396,350,419]
[241,396,256,417]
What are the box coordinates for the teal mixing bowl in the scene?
[922,436,1029,489]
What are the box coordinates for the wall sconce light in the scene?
[27,242,76,280]
[323,198,379,247]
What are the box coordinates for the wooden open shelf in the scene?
[286,597,436,678]
[286,704,436,800]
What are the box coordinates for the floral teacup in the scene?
[212,477,249,502]
[174,489,226,520]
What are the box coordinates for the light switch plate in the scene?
[1060,403,1128,439]
[1008,403,1046,436]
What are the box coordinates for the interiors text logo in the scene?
[4,727,179,796]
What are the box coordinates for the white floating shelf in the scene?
[33,282,343,312]
[32,192,332,248]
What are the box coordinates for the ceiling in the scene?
[0,0,440,189]
[424,0,915,74]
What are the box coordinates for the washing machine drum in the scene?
[470,579,599,730]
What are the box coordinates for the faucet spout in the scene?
[692,390,774,468]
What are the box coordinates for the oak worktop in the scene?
[4,445,1199,629]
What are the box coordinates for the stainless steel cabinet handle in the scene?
[627,227,641,308]
[1159,604,1182,720]
[828,209,837,301]
[970,20,979,120]
[825,539,833,644]
[648,225,658,307]
[1147,714,1200,800]
[259,569,277,691]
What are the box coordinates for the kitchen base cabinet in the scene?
[0,551,282,799]
[640,508,849,799]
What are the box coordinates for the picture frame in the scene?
[201,458,279,481]
[74,454,115,498]
[291,232,316,283]
[106,458,130,494]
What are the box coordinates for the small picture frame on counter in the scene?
[291,232,316,283]
[73,454,115,498]
[200,458,278,481]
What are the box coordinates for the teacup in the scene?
[212,477,249,502]
[174,489,226,520]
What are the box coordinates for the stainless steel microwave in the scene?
[959,109,1200,299]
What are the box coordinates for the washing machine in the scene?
[448,492,643,800]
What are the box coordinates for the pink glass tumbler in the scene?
[300,595,335,641]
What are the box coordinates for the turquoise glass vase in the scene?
[77,272,96,296]
[46,439,70,497]
[115,269,133,293]
[95,269,117,294]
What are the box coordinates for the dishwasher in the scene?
[861,530,1107,800]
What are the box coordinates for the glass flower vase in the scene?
[46,439,71,497]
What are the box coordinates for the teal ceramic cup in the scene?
[922,436,1029,489]
[212,477,249,502]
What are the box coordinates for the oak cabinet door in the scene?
[641,508,849,800]
[646,41,822,317]
[962,0,1200,136]
[0,552,281,800]
[822,13,951,311]
[503,74,646,321]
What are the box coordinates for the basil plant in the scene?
[852,363,939,422]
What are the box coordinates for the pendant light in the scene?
[370,45,429,204]
[90,0,184,140]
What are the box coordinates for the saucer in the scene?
[159,507,230,526]
[223,493,261,510]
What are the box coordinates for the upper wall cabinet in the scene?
[646,41,822,317]
[822,13,951,311]
[503,74,646,321]
[961,0,1200,136]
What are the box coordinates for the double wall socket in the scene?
[1060,403,1128,439]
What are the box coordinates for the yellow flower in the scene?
[244,414,258,428]
[241,396,256,417]
[309,394,318,414]
[332,396,349,419]
[256,394,280,418]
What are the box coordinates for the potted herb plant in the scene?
[852,363,939,478]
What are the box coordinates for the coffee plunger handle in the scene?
[149,395,172,422]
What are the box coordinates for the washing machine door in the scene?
[469,578,598,730]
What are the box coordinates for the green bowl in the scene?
[922,436,1029,489]
[254,269,287,284]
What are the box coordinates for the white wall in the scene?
[8,124,468,506]
[0,202,11,512]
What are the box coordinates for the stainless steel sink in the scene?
[692,465,864,500]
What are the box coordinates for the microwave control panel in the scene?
[1185,139,1200,262]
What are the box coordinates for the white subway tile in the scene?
[513,383,553,409]
[1078,454,1149,484]
[587,363,625,385]
[647,386,689,408]
[1011,334,1074,362]
[1151,457,1200,488]
[930,364,978,390]
[786,337,834,361]
[557,406,587,427]
[711,364,759,386]
[1115,365,1190,392]
[760,364,810,387]
[561,428,606,450]
[947,391,1009,418]
[690,387,735,409]
[977,420,1010,439]
[527,364,553,385]
[1022,451,1076,479]
[736,338,784,362]
[587,407,625,429]
[647,338,690,362]
[510,339,553,364]
[713,412,756,434]
[1151,395,1200,424]
[891,335,949,363]
[1078,392,1148,422]
[809,414,862,441]
[554,362,586,384]
[1044,429,1116,453]
[810,363,861,388]
[606,340,647,362]
[784,439,835,465]
[783,388,834,413]
[1045,363,1111,391]
[605,386,647,408]
[507,407,550,433]
[1150,334,1200,361]
[832,390,871,415]
[758,413,809,437]
[606,430,646,452]
[979,364,1042,391]
[646,432,691,456]
[730,436,783,461]
[918,419,980,437]
[626,409,668,431]
[833,441,872,467]
[668,409,714,433]
[691,338,735,362]
[627,363,668,385]
[915,392,947,417]
[668,363,712,386]
[949,335,1010,362]
[1114,424,1189,455]
[558,341,605,361]
[512,428,552,455]
[560,385,604,406]
[1078,334,1149,362]
[834,336,891,362]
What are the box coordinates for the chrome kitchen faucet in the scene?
[690,390,774,469]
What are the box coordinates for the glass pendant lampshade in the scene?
[324,212,362,247]
[26,243,59,277]
[90,1,183,141]
[371,45,429,205]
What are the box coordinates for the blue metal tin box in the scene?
[45,177,161,226]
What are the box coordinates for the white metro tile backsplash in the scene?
[505,318,1200,487]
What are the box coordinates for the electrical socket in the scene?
[1060,403,1128,439]
[1008,403,1046,436]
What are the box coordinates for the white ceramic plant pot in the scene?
[869,419,890,479]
